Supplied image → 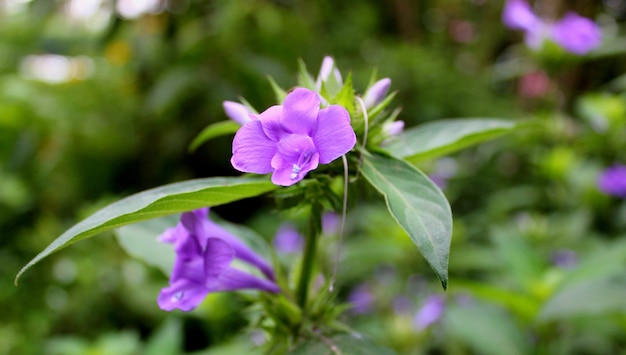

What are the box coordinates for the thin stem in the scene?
[329,155,349,292]
[296,203,322,309]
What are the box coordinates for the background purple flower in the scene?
[231,88,356,186]
[598,164,626,198]
[348,283,375,314]
[551,13,602,55]
[502,0,601,55]
[273,223,304,254]
[157,209,280,312]
[413,295,445,331]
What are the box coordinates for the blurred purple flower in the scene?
[273,223,304,254]
[392,295,413,315]
[363,78,391,109]
[223,101,254,125]
[348,284,375,314]
[502,0,601,55]
[598,164,626,198]
[552,13,602,55]
[551,249,578,269]
[322,212,340,235]
[231,88,356,186]
[158,208,280,312]
[413,295,445,331]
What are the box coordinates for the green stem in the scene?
[296,203,322,309]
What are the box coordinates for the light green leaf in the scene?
[16,177,278,284]
[538,277,626,322]
[188,120,241,152]
[115,215,179,276]
[289,334,396,355]
[446,302,530,355]
[361,153,452,289]
[385,118,517,163]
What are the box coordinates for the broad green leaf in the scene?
[289,334,396,355]
[143,318,183,355]
[16,177,278,284]
[385,118,517,163]
[188,120,241,152]
[116,215,179,276]
[446,302,530,355]
[361,153,452,289]
[538,277,626,322]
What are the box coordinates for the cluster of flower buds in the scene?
[223,56,402,186]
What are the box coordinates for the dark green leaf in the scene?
[361,153,452,289]
[188,120,241,152]
[16,177,278,284]
[385,118,517,163]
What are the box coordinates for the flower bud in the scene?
[223,101,253,125]
[363,78,391,109]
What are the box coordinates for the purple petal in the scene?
[413,295,445,331]
[204,238,235,278]
[158,225,182,244]
[281,88,320,136]
[313,105,356,164]
[502,0,538,31]
[258,105,284,142]
[231,120,277,174]
[551,13,602,55]
[598,164,626,198]
[158,278,209,312]
[363,78,391,109]
[270,151,319,186]
[223,101,253,125]
[214,268,281,293]
[184,209,275,280]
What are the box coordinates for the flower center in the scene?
[290,148,316,180]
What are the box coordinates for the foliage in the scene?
[2,0,625,354]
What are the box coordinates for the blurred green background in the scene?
[1,0,625,354]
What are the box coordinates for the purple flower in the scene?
[551,13,603,55]
[363,78,391,109]
[551,249,578,269]
[598,164,626,198]
[348,283,375,314]
[502,0,601,55]
[273,223,304,254]
[158,208,280,312]
[223,101,254,125]
[231,88,356,186]
[413,295,445,331]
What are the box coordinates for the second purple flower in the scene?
[231,88,356,186]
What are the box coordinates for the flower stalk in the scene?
[296,202,322,309]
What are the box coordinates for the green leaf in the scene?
[446,302,530,355]
[385,118,517,163]
[360,153,452,289]
[115,215,179,276]
[297,58,316,90]
[538,277,626,322]
[289,334,396,355]
[188,120,241,152]
[15,176,278,284]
